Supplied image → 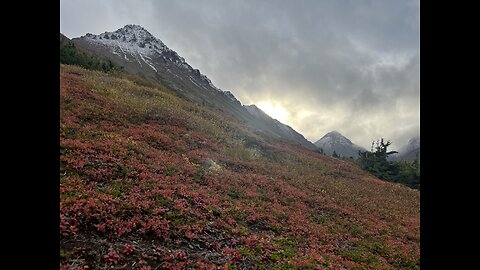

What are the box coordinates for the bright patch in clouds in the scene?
[256,101,289,123]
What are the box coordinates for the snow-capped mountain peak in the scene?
[77,25,238,97]
[317,131,353,146]
[314,131,365,157]
[84,24,164,51]
[81,25,189,71]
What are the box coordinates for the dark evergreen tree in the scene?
[357,138,419,189]
[60,34,123,73]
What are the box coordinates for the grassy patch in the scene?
[237,247,255,257]
[165,167,176,176]
[339,246,379,265]
[273,237,298,259]
[99,179,133,196]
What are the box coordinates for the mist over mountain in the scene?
[390,136,420,162]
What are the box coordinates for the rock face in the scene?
[72,25,316,150]
[314,131,366,158]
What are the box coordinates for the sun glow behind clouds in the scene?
[256,101,289,123]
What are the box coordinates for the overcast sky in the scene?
[61,0,419,150]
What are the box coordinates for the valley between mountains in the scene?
[60,25,420,270]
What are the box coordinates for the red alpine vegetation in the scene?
[60,65,419,269]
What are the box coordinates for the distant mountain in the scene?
[393,137,420,162]
[70,25,315,150]
[314,131,366,158]
[404,137,420,153]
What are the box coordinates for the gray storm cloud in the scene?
[61,0,419,151]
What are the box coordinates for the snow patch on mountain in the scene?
[81,24,238,101]
[82,25,193,73]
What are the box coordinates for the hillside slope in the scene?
[71,25,316,150]
[60,64,419,269]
